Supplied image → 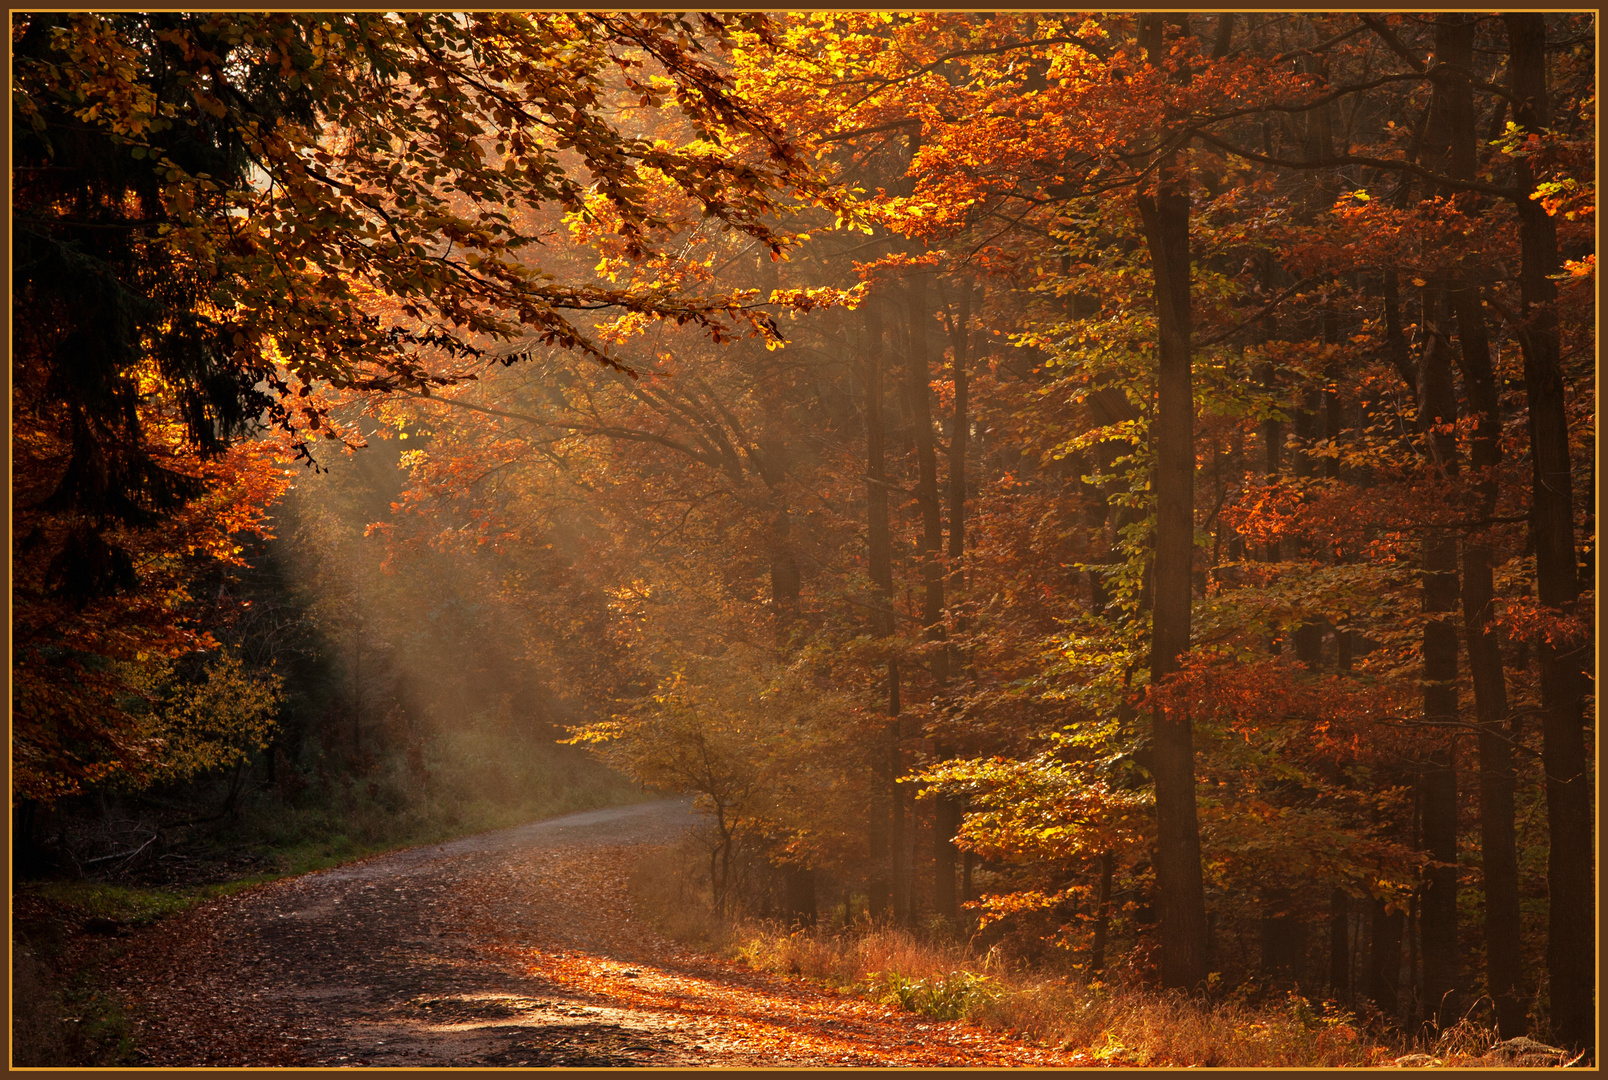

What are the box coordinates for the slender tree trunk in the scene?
[904,275,947,686]
[946,286,972,630]
[754,252,800,643]
[1091,850,1114,977]
[769,510,801,640]
[863,301,896,922]
[889,683,908,926]
[929,286,972,922]
[1136,15,1207,990]
[932,753,959,920]
[1370,895,1405,1020]
[1503,14,1593,1053]
[1329,888,1351,1003]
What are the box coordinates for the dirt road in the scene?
[106,799,1082,1067]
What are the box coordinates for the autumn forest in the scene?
[11,11,1597,1068]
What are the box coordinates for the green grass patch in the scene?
[868,969,1004,1021]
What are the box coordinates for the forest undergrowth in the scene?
[626,844,1580,1070]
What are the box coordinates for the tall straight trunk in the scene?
[946,287,971,605]
[1419,748,1459,1027]
[756,251,800,641]
[903,275,947,686]
[1288,50,1339,669]
[1091,850,1115,976]
[769,511,801,641]
[1260,887,1303,984]
[1259,257,1283,570]
[1504,14,1593,1053]
[1454,282,1525,1035]
[1329,888,1351,1002]
[1436,13,1524,1040]
[865,302,895,642]
[1371,895,1405,1019]
[1136,14,1207,991]
[1291,370,1324,668]
[932,757,959,920]
[888,691,908,926]
[863,302,896,921]
[930,287,972,921]
[1418,287,1461,1032]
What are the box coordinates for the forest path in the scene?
[107,799,1084,1068]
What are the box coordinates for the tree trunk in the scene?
[1136,15,1208,990]
[889,696,909,926]
[769,510,801,640]
[946,285,972,643]
[863,301,896,922]
[1418,284,1462,1032]
[1329,888,1351,1002]
[1370,895,1405,1021]
[1091,850,1114,977]
[1454,283,1525,1038]
[928,285,973,922]
[1419,747,1459,1029]
[1503,15,1593,1054]
[903,276,947,686]
[1432,13,1525,1039]
[933,760,960,920]
[1260,887,1303,987]
[782,865,817,928]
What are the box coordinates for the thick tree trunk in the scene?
[1453,283,1526,1038]
[1260,887,1303,987]
[1419,747,1459,1028]
[1135,25,1208,984]
[1503,14,1594,1054]
[782,866,817,928]
[1432,14,1525,1039]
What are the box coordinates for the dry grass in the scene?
[725,920,1393,1067]
[625,844,1578,1069]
